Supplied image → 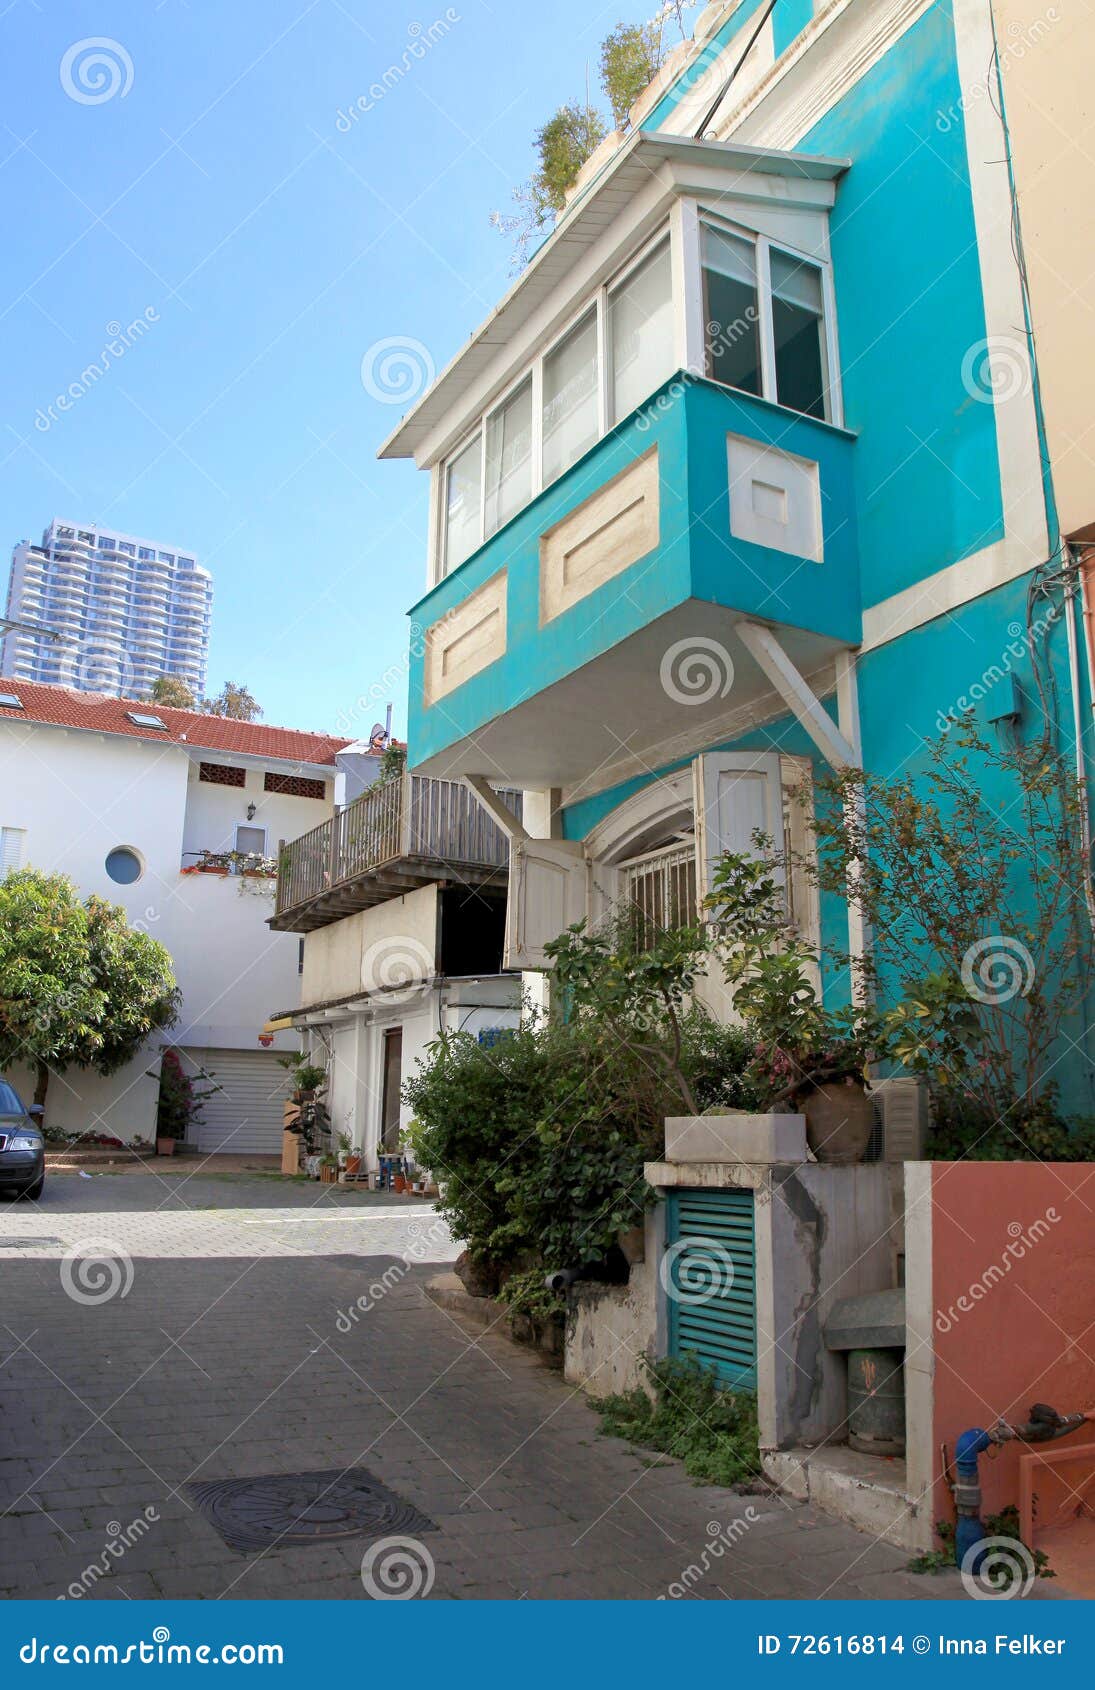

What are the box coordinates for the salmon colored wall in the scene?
[930,1162,1095,1526]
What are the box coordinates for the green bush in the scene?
[404,1006,759,1276]
[597,1357,762,1488]
[926,1088,1095,1160]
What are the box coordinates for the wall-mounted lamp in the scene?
[246,802,257,820]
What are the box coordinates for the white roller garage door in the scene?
[181,1049,291,1154]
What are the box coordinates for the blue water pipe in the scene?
[949,1406,1093,1569]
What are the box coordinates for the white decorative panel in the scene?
[727,434,823,563]
[539,447,660,624]
[423,570,507,706]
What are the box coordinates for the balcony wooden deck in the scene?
[270,773,519,933]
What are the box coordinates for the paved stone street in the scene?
[0,1169,968,1602]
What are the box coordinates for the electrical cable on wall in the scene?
[692,0,780,138]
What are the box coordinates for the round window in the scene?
[105,846,143,885]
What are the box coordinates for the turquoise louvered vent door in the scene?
[665,1189,757,1390]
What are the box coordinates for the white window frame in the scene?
[436,224,674,582]
[1,826,26,878]
[432,200,842,583]
[697,206,842,428]
[234,822,268,859]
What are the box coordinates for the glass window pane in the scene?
[484,378,533,536]
[609,239,674,423]
[543,309,599,484]
[444,437,482,573]
[770,248,827,420]
[702,223,762,397]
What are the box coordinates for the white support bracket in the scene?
[736,621,859,771]
[461,774,530,843]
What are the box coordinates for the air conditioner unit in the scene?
[871,1076,928,1163]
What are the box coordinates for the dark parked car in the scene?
[0,1080,45,1200]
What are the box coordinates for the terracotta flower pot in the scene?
[617,1224,645,1267]
[802,1082,875,1164]
[345,1154,361,1176]
[156,1137,177,1157]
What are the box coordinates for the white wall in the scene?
[180,755,332,865]
[300,883,440,1007]
[0,720,332,1139]
[0,722,186,1135]
[306,975,521,1168]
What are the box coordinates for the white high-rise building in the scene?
[1,518,213,697]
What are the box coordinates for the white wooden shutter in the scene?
[1,827,25,877]
[692,752,784,899]
[587,859,621,931]
[504,837,588,970]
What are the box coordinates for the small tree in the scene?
[147,674,196,709]
[545,914,709,1115]
[600,18,671,126]
[797,715,1095,1136]
[0,870,180,1119]
[492,103,608,268]
[493,8,690,267]
[154,1048,219,1142]
[203,682,261,721]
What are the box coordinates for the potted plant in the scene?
[320,1153,338,1184]
[152,1048,220,1156]
[706,854,887,1164]
[337,1130,362,1177]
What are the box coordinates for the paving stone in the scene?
[0,1171,926,1601]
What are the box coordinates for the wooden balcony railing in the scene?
[274,773,521,921]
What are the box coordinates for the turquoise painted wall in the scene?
[561,706,852,1006]
[641,1,773,133]
[772,0,815,58]
[788,3,1006,604]
[407,377,860,770]
[646,1,1005,609]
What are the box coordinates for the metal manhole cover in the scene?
[187,1467,436,1555]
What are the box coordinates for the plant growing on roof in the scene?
[491,7,689,267]
[600,15,674,126]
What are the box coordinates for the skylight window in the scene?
[126,711,167,730]
[0,693,23,710]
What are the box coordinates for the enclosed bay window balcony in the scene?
[381,133,857,797]
[405,374,858,794]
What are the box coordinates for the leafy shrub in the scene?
[926,1089,1095,1161]
[404,1005,758,1276]
[597,1357,762,1488]
[497,1269,567,1337]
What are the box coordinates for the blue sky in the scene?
[0,0,664,738]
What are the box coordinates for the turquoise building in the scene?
[379,0,1093,1109]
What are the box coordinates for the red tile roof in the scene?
[0,680,352,767]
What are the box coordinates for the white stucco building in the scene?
[0,680,351,1149]
[2,519,213,698]
[269,774,522,1169]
